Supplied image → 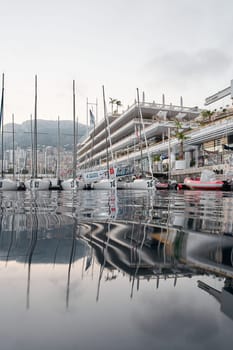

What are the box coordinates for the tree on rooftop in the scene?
[116,100,122,113]
[109,98,117,115]
[201,109,214,122]
[174,119,188,160]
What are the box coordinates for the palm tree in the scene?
[109,97,117,115]
[174,119,188,160]
[201,109,214,123]
[116,100,122,113]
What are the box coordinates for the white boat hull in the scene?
[93,178,116,190]
[61,178,85,190]
[0,179,18,191]
[122,178,156,190]
[25,178,51,191]
[45,178,62,190]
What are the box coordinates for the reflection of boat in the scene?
[183,170,225,191]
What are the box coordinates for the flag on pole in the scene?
[89,109,95,126]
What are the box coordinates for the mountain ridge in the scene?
[3,119,88,150]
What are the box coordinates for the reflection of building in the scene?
[80,215,233,301]
[198,279,233,321]
[82,221,198,279]
[170,191,233,236]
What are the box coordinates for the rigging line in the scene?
[136,88,153,178]
[102,86,115,167]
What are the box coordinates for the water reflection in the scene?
[198,278,233,321]
[0,190,233,349]
[0,193,90,310]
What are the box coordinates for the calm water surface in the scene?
[0,189,233,350]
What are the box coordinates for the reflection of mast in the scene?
[96,222,111,302]
[130,220,147,299]
[53,216,62,267]
[26,210,38,310]
[66,218,77,309]
[5,214,15,266]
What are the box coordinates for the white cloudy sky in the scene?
[1,0,233,124]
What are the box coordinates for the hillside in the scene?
[3,119,88,150]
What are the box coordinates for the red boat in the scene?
[183,177,224,190]
[180,170,227,191]
[155,182,170,190]
[155,180,177,190]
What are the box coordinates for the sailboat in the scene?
[25,75,51,190]
[93,85,116,190]
[120,88,156,190]
[0,73,18,191]
[61,80,85,190]
[45,117,62,190]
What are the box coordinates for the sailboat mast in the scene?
[30,114,34,177]
[12,113,15,180]
[102,85,109,179]
[57,116,61,180]
[34,75,38,178]
[72,80,76,180]
[1,73,4,178]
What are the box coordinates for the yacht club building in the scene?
[77,95,233,180]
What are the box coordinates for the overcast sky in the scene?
[1,0,233,124]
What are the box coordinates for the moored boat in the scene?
[155,179,177,190]
[61,178,85,190]
[25,76,51,191]
[183,170,225,191]
[93,178,116,190]
[183,177,224,190]
[123,178,156,190]
[25,178,51,191]
[0,178,18,191]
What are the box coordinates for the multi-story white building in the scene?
[77,98,233,180]
[77,99,200,175]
